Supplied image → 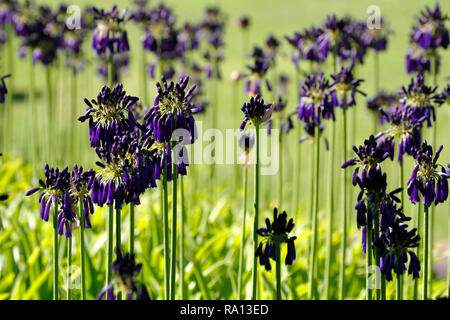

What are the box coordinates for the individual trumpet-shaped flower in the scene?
[330,63,366,108]
[238,132,255,168]
[78,84,139,148]
[240,95,272,130]
[407,141,449,206]
[256,208,297,271]
[70,165,95,228]
[97,250,150,300]
[377,106,426,163]
[297,72,337,124]
[92,5,129,56]
[25,165,70,222]
[400,73,443,127]
[376,217,421,282]
[57,193,77,238]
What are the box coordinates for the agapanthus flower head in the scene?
[25,164,70,222]
[330,63,366,108]
[143,76,197,144]
[400,73,442,126]
[407,141,449,206]
[0,74,10,103]
[240,94,272,130]
[342,135,391,172]
[411,3,449,51]
[237,15,250,30]
[129,0,151,28]
[201,6,225,36]
[256,208,297,271]
[405,44,432,74]
[78,83,139,148]
[0,0,19,25]
[285,26,327,67]
[377,217,421,281]
[57,193,77,238]
[92,5,129,56]
[297,72,337,124]
[298,121,325,144]
[377,106,426,163]
[97,250,150,300]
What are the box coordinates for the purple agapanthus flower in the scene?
[330,63,366,108]
[407,141,449,207]
[376,217,421,282]
[411,3,449,51]
[399,73,443,127]
[437,83,450,107]
[256,208,297,271]
[297,72,337,124]
[405,45,431,74]
[69,165,95,228]
[78,84,139,148]
[237,15,250,31]
[92,5,129,56]
[376,106,426,163]
[25,165,71,222]
[286,26,328,68]
[240,95,272,130]
[97,250,150,300]
[361,18,392,53]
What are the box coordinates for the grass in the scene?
[0,0,449,300]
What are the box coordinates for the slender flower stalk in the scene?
[170,156,178,300]
[252,124,260,300]
[53,204,59,300]
[106,205,114,295]
[129,203,134,256]
[366,203,372,300]
[339,93,348,299]
[238,166,248,299]
[424,204,429,300]
[179,175,186,299]
[162,164,170,300]
[76,199,85,300]
[308,123,320,299]
[66,225,72,300]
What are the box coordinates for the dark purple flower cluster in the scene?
[92,5,129,56]
[406,3,448,74]
[407,141,449,207]
[399,73,442,127]
[129,0,151,28]
[286,26,328,68]
[13,2,62,65]
[376,217,421,281]
[97,250,150,300]
[26,164,95,238]
[298,72,337,124]
[201,7,226,80]
[237,15,250,31]
[240,95,272,130]
[256,208,297,271]
[330,64,366,108]
[238,132,255,155]
[78,84,139,148]
[245,46,270,96]
[0,0,18,25]
[377,106,426,163]
[437,83,450,107]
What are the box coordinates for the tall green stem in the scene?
[116,208,121,300]
[129,203,134,256]
[423,205,429,300]
[170,160,178,300]
[53,204,59,300]
[373,205,382,300]
[45,66,53,162]
[413,202,421,300]
[140,48,149,105]
[79,198,86,300]
[308,123,320,299]
[374,52,380,94]
[276,243,281,300]
[339,92,348,300]
[109,55,114,88]
[66,228,72,300]
[251,125,260,300]
[325,120,335,299]
[106,205,114,297]
[447,207,450,298]
[397,253,402,300]
[179,175,186,299]
[162,163,170,300]
[238,166,248,299]
[366,204,372,300]
[278,122,283,208]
